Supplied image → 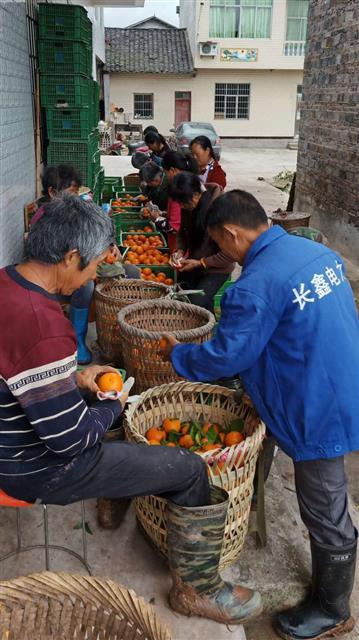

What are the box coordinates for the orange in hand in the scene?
[97,372,123,393]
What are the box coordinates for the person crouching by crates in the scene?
[30,165,139,365]
[0,193,262,627]
[168,172,235,313]
[162,189,359,640]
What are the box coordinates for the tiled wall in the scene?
[0,1,36,267]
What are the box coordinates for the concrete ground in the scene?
[0,149,358,640]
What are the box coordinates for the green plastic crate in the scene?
[115,188,141,197]
[38,40,92,76]
[47,131,99,187]
[214,279,234,317]
[93,81,100,128]
[119,220,155,233]
[46,107,93,140]
[39,4,92,45]
[40,75,93,109]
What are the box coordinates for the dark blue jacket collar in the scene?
[243,226,287,270]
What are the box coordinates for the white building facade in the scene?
[109,0,308,138]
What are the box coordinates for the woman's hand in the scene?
[160,334,179,360]
[169,249,184,268]
[177,259,201,272]
[77,365,120,394]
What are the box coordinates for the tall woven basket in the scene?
[0,572,171,640]
[125,382,266,569]
[95,278,169,364]
[118,300,216,393]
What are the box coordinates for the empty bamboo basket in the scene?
[125,381,265,569]
[117,300,216,393]
[95,278,169,364]
[0,571,171,640]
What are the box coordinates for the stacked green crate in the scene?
[39,4,101,190]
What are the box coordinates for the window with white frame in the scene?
[209,0,273,39]
[133,94,153,119]
[286,0,309,41]
[215,83,250,119]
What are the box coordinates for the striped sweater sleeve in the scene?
[6,337,122,457]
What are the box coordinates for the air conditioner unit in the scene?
[200,42,218,57]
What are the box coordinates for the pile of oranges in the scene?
[123,235,168,267]
[145,418,245,453]
[140,268,173,285]
[112,198,139,208]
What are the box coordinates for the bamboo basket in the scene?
[125,381,266,569]
[95,278,169,364]
[118,300,216,393]
[0,571,171,640]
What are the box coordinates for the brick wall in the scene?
[0,1,36,267]
[295,0,359,257]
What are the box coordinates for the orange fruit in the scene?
[166,442,177,447]
[147,439,161,445]
[163,418,181,433]
[179,434,194,449]
[97,372,123,393]
[146,427,166,442]
[164,278,173,285]
[159,337,168,350]
[202,443,222,452]
[203,423,220,435]
[142,267,151,276]
[105,254,116,264]
[181,423,190,435]
[225,431,245,447]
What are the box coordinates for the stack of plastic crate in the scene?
[38,3,101,190]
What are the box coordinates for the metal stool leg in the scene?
[81,500,88,565]
[43,504,50,571]
[16,509,22,553]
[0,502,92,575]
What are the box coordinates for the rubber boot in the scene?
[70,306,92,365]
[274,535,357,639]
[167,485,262,625]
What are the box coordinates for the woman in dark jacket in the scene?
[144,131,170,166]
[139,161,169,211]
[169,172,234,312]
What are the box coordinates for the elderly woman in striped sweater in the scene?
[0,194,261,626]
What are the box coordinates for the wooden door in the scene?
[175,91,191,127]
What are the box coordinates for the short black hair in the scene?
[131,151,150,170]
[169,172,202,205]
[143,125,158,136]
[162,151,199,174]
[207,190,268,229]
[144,131,167,146]
[140,161,163,183]
[190,135,215,159]
[41,164,81,196]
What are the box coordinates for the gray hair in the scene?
[26,194,115,268]
[139,161,163,183]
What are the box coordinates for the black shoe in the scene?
[274,535,357,639]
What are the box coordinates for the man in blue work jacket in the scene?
[163,190,359,640]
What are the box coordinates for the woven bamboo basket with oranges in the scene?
[117,299,216,393]
[0,571,171,640]
[125,381,266,569]
[95,278,169,364]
